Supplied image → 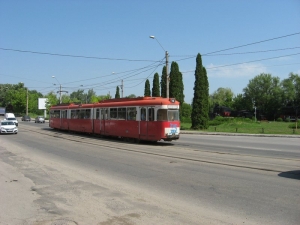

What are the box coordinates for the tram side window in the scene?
[61,110,67,118]
[148,108,154,121]
[118,108,126,120]
[140,108,146,121]
[110,108,117,119]
[127,107,136,121]
[78,110,84,119]
[52,110,60,118]
[85,109,91,119]
[51,110,60,118]
[96,109,100,119]
[50,110,54,118]
[71,110,75,119]
[157,109,168,121]
[101,109,108,120]
[71,110,79,119]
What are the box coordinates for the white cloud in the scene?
[206,63,268,78]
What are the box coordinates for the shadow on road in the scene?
[278,170,300,180]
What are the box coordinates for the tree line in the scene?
[1,53,298,127]
[210,73,300,120]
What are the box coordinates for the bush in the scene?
[276,118,283,122]
[209,120,223,126]
[181,116,191,123]
[288,123,298,129]
[244,118,252,123]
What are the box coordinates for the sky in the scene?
[1,0,300,104]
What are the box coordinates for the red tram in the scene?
[49,97,180,142]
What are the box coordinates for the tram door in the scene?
[61,110,65,129]
[139,107,155,140]
[139,107,147,139]
[147,107,156,140]
[100,108,107,135]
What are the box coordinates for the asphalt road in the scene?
[0,121,299,225]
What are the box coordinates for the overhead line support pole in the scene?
[166,51,169,98]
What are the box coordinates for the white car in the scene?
[0,120,18,134]
[35,116,45,123]
[4,114,18,126]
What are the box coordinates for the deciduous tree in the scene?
[243,73,282,120]
[210,87,234,108]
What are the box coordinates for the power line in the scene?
[169,32,300,62]
[61,59,165,85]
[172,46,300,57]
[0,47,160,62]
[79,60,165,90]
[206,52,300,70]
[181,57,300,73]
[203,32,300,55]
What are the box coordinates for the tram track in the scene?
[20,126,300,175]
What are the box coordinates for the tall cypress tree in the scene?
[160,66,167,98]
[115,86,120,98]
[191,53,209,129]
[169,62,185,119]
[152,73,160,97]
[144,79,151,96]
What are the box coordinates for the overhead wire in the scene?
[126,58,165,88]
[61,57,165,85]
[172,46,300,58]
[80,59,165,90]
[203,32,300,56]
[206,52,300,70]
[1,31,299,94]
[0,47,160,62]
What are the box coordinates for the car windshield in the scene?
[1,121,14,125]
[7,118,16,120]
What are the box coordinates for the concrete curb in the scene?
[180,130,300,138]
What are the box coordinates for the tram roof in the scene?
[50,97,179,109]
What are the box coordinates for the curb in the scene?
[180,130,300,138]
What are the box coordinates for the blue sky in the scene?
[1,0,300,104]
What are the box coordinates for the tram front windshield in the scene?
[157,109,179,121]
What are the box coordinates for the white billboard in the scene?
[38,98,48,110]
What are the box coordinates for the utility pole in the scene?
[21,82,28,115]
[59,85,62,104]
[121,80,123,98]
[165,51,169,98]
[26,88,28,115]
[253,99,256,122]
[52,76,67,104]
[150,36,169,98]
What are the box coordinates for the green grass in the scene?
[181,117,300,135]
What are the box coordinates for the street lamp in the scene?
[52,76,62,104]
[120,79,123,98]
[112,72,123,98]
[150,35,169,98]
[21,82,28,115]
[253,100,256,122]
